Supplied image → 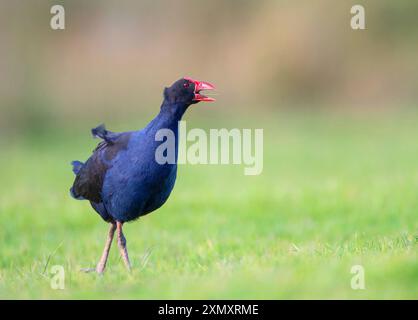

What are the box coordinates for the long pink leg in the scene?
[116,221,132,271]
[95,222,116,273]
[80,222,116,274]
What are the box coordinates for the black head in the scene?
[163,77,215,106]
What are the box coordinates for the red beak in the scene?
[184,77,216,102]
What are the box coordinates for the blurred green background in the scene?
[0,1,417,299]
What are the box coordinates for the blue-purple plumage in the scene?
[70,78,198,223]
[70,77,215,274]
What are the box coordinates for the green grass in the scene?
[0,110,417,299]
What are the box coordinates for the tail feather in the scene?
[71,160,84,175]
[70,186,85,200]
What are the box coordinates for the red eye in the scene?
[183,82,190,88]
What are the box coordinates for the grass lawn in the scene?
[0,110,417,299]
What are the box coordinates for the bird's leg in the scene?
[116,221,131,271]
[80,222,116,274]
[95,222,116,274]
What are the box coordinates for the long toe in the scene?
[79,267,97,273]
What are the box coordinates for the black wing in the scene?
[71,125,132,203]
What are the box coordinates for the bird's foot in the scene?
[79,267,104,274]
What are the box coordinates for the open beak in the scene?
[184,77,216,102]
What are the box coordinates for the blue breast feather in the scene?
[71,101,185,223]
[101,130,178,222]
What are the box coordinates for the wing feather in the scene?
[71,127,132,203]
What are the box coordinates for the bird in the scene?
[70,77,215,274]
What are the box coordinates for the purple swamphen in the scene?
[70,77,215,273]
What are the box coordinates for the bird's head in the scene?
[163,77,215,107]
